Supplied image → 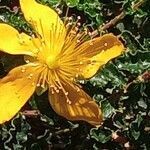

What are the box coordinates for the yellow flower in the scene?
[0,0,124,125]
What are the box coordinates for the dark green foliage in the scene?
[0,0,150,149]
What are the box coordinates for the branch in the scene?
[21,110,40,117]
[92,0,145,36]
[123,71,150,93]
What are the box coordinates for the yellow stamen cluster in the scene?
[19,15,97,104]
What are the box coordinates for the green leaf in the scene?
[137,99,147,109]
[13,144,23,150]
[131,129,140,140]
[31,143,41,150]
[29,96,38,109]
[90,129,111,143]
[101,100,115,118]
[16,131,27,143]
[66,0,79,7]
[40,115,54,126]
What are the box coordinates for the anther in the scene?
[68,17,73,21]
[66,22,72,27]
[56,90,59,93]
[77,16,81,20]
[58,86,62,89]
[31,34,35,38]
[77,22,81,26]
[65,92,68,96]
[75,27,79,32]
[50,85,54,88]
[51,90,54,94]
[70,30,76,35]
[77,88,80,92]
[104,42,108,46]
[84,31,88,35]
[25,60,30,63]
[77,39,80,43]
[77,33,81,38]
[56,8,62,14]
[88,32,92,36]
[36,83,40,87]
[41,84,45,88]
[67,99,71,104]
[54,86,58,91]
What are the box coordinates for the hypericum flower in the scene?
[0,0,124,125]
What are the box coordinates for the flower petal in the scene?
[79,34,124,78]
[20,0,66,52]
[0,63,41,124]
[0,23,37,56]
[48,82,103,126]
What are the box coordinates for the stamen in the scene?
[64,7,69,25]
[52,72,72,104]
[68,16,73,21]
[65,92,68,96]
[48,15,64,55]
[41,84,45,88]
[88,32,92,36]
[56,8,62,14]
[40,70,48,88]
[75,27,79,32]
[66,22,73,27]
[36,83,40,87]
[25,60,30,63]
[67,99,72,104]
[56,90,59,93]
[51,90,55,94]
[30,34,41,54]
[77,39,80,43]
[76,87,80,92]
[39,19,46,45]
[36,67,47,88]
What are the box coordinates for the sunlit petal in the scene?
[75,34,122,58]
[20,0,66,54]
[0,63,42,124]
[0,23,37,56]
[79,34,124,78]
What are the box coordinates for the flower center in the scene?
[46,55,58,69]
